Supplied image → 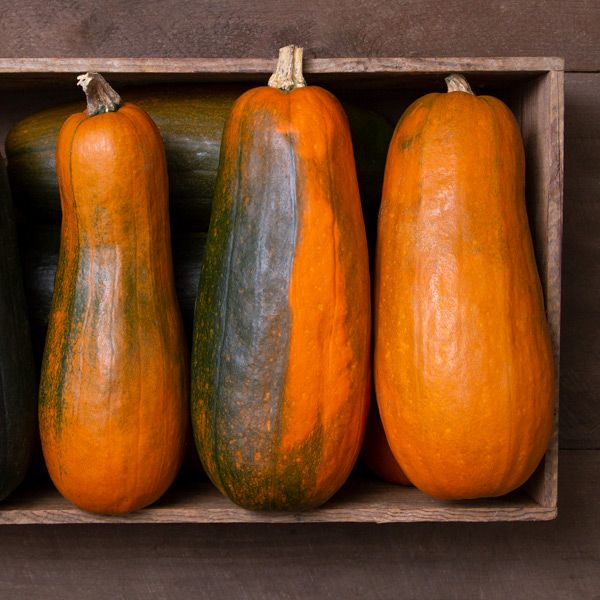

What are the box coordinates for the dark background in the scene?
[0,1,598,598]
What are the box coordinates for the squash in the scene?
[375,74,554,500]
[361,401,410,485]
[39,73,188,515]
[5,87,391,235]
[0,158,36,501]
[192,46,371,511]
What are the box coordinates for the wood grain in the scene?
[560,73,600,450]
[515,71,563,506]
[0,472,555,525]
[0,56,564,74]
[0,451,596,599]
[0,0,595,70]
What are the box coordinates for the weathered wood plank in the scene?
[0,450,596,599]
[0,472,554,525]
[0,1,595,70]
[0,56,564,74]
[560,73,600,449]
[516,71,563,505]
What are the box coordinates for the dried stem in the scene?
[268,45,306,91]
[445,73,475,95]
[77,72,121,116]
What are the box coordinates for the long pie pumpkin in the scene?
[191,46,371,511]
[39,73,188,515]
[375,74,554,500]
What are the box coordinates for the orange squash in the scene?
[191,46,371,510]
[375,74,554,500]
[39,73,188,515]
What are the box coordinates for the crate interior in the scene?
[0,66,559,522]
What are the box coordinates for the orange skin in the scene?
[375,90,554,500]
[39,102,188,515]
[193,85,372,510]
[280,87,372,500]
[362,401,411,485]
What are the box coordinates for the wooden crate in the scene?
[0,57,563,523]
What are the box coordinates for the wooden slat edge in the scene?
[0,57,565,74]
[0,506,556,525]
[542,69,564,508]
[518,69,563,509]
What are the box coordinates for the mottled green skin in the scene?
[191,85,373,511]
[0,160,36,501]
[191,92,304,510]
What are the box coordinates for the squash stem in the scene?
[268,45,306,91]
[77,72,122,116]
[445,73,474,95]
[292,46,306,88]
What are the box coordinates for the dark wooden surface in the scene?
[0,1,598,598]
[0,451,596,599]
[561,73,600,449]
[0,1,598,71]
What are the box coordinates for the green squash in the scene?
[0,159,36,501]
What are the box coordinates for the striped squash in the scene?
[39,73,188,515]
[192,46,371,511]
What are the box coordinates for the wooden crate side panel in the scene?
[0,478,556,524]
[518,70,563,508]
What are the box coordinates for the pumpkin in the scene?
[361,401,411,485]
[5,87,391,235]
[375,74,554,500]
[0,159,36,501]
[39,73,188,515]
[191,46,371,511]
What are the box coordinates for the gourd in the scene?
[375,74,554,500]
[39,73,188,515]
[192,46,371,511]
[361,402,410,485]
[0,159,36,501]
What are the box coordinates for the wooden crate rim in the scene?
[0,477,558,525]
[0,56,565,74]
